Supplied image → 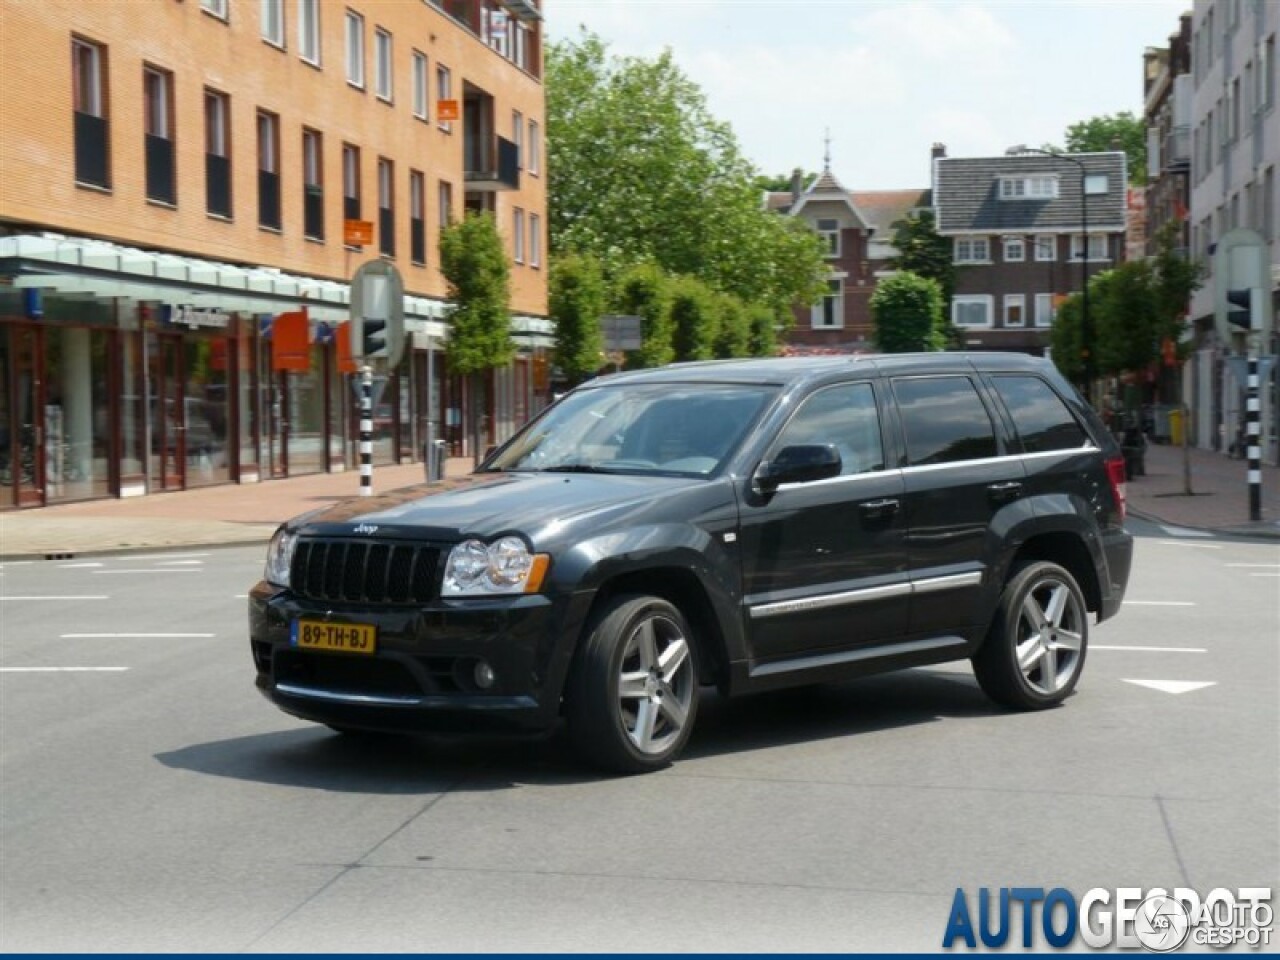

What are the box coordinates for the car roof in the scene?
[589,352,1052,388]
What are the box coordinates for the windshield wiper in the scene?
[539,463,617,474]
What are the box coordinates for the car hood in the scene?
[294,471,709,543]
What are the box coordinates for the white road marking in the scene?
[1225,563,1280,568]
[92,569,201,575]
[154,560,204,566]
[234,594,249,599]
[0,667,129,673]
[121,552,211,561]
[61,633,215,639]
[1155,540,1222,549]
[1122,601,1197,606]
[0,595,110,601]
[0,561,35,568]
[57,562,104,569]
[1249,572,1280,578]
[1122,679,1217,695]
[1092,645,1207,653]
[1158,526,1215,539]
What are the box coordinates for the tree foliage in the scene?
[612,262,674,368]
[439,212,513,374]
[752,170,818,193]
[747,303,781,357]
[549,252,606,384]
[1050,111,1147,185]
[668,276,718,362]
[713,293,751,360]
[870,272,947,353]
[890,209,955,304]
[545,31,826,314]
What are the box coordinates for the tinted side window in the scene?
[893,376,997,466]
[991,376,1089,453]
[772,382,885,475]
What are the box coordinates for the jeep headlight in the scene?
[264,527,298,587]
[442,537,549,596]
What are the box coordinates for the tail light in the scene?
[1104,456,1127,521]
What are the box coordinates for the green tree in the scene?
[612,262,673,368]
[751,170,818,193]
[549,253,606,385]
[870,272,946,353]
[668,276,717,362]
[713,293,751,359]
[1051,111,1147,185]
[439,212,513,457]
[747,303,780,357]
[890,209,956,304]
[1049,294,1085,384]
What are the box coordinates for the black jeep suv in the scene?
[249,354,1132,772]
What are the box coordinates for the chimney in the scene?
[790,168,803,206]
[931,143,947,160]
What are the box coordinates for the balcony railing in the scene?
[463,135,520,191]
[145,134,176,204]
[206,153,231,217]
[304,186,324,239]
[258,170,281,230]
[379,207,395,256]
[1164,127,1191,170]
[74,111,110,188]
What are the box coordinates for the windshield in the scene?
[485,383,777,477]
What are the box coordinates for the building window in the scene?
[528,119,540,175]
[436,64,452,131]
[530,212,541,268]
[261,0,284,46]
[410,169,426,264]
[1034,293,1056,328]
[1264,35,1275,111]
[512,109,524,168]
[143,66,176,204]
[816,218,841,257]
[999,176,1058,199]
[342,143,360,223]
[378,157,394,257]
[72,37,110,188]
[303,128,323,240]
[345,11,364,87]
[205,89,231,217]
[438,180,453,232]
[954,236,989,263]
[374,28,392,101]
[201,0,228,20]
[1003,294,1025,327]
[298,0,320,65]
[257,110,281,229]
[952,295,993,327]
[1264,166,1275,243]
[811,277,844,329]
[1084,173,1109,195]
[412,51,428,119]
[1003,237,1025,262]
[513,206,525,263]
[1070,234,1108,261]
[1034,236,1056,261]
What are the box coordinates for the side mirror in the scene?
[754,443,842,493]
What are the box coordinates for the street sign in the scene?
[437,99,459,122]
[344,219,374,247]
[601,314,643,351]
[349,259,405,372]
[1213,229,1274,346]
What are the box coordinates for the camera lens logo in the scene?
[1135,894,1191,952]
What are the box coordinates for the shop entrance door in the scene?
[2,324,46,508]
[148,332,186,491]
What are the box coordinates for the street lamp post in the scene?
[1006,146,1092,399]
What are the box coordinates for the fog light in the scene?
[473,660,496,690]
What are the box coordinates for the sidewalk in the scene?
[1,446,1278,561]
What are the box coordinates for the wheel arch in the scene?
[1004,530,1102,615]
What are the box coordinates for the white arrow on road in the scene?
[1122,679,1218,695]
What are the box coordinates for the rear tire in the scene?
[972,561,1088,710]
[566,594,700,774]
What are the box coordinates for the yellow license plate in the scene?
[291,619,377,655]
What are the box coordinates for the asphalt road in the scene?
[1,521,1277,952]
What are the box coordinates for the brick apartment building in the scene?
[0,0,548,509]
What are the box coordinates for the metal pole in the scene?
[1079,164,1092,402]
[1247,317,1262,521]
[360,364,373,496]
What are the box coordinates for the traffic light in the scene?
[1226,288,1253,331]
[361,317,388,358]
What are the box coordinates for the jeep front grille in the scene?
[291,539,440,605]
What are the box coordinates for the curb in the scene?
[0,533,274,563]
[1127,507,1280,541]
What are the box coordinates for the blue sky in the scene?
[544,0,1191,190]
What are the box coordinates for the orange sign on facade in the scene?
[272,310,311,371]
[437,99,459,122]
[344,220,374,247]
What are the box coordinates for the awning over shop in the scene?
[0,233,554,347]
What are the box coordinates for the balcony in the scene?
[1163,127,1191,171]
[145,134,176,204]
[464,135,519,191]
[304,185,324,240]
[206,153,231,217]
[74,111,110,188]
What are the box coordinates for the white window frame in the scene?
[345,12,364,88]
[816,218,841,258]
[952,294,993,328]
[999,176,1058,199]
[374,28,392,101]
[954,236,990,263]
[1084,173,1109,195]
[72,38,104,117]
[1034,293,1056,328]
[528,119,540,175]
[378,158,392,211]
[1003,294,1026,328]
[257,111,278,174]
[513,206,525,263]
[302,128,322,188]
[143,66,171,140]
[261,0,284,46]
[412,51,428,120]
[298,0,320,65]
[1070,233,1108,261]
[436,64,452,132]
[1033,236,1056,262]
[529,212,541,268]
[811,276,845,329]
[204,89,229,157]
[201,0,228,20]
[1003,237,1025,262]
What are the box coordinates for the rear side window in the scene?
[772,382,885,475]
[991,376,1089,453]
[893,376,997,466]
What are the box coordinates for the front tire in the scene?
[973,561,1088,710]
[567,595,700,774]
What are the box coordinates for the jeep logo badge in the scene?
[353,524,379,535]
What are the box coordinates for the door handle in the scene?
[859,498,900,518]
[987,480,1023,502]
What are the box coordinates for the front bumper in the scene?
[249,581,588,734]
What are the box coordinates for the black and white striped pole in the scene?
[1226,286,1264,522]
[360,364,374,497]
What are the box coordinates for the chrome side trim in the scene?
[275,683,424,707]
[913,571,984,595]
[750,635,968,678]
[749,582,912,619]
[900,446,1099,476]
